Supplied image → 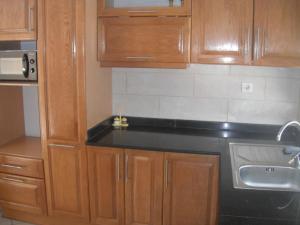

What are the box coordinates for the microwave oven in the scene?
[0,50,37,81]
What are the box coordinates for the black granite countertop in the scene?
[87,117,300,225]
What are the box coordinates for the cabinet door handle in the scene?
[255,27,261,61]
[125,154,129,183]
[0,164,24,170]
[48,144,76,149]
[28,6,34,31]
[116,154,120,181]
[126,56,154,61]
[1,177,25,183]
[165,160,169,189]
[127,10,157,13]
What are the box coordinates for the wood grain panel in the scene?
[0,0,36,40]
[99,17,190,68]
[163,153,219,225]
[0,154,44,178]
[191,0,253,64]
[44,0,81,143]
[38,0,90,222]
[0,173,46,215]
[254,0,300,67]
[0,137,42,159]
[125,150,163,225]
[88,147,124,225]
[47,145,89,220]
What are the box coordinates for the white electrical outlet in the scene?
[241,82,253,93]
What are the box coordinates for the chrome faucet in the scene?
[277,121,300,142]
[277,121,300,169]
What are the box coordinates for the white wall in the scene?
[22,87,40,137]
[112,65,300,125]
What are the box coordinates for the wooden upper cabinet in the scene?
[163,153,219,225]
[88,147,125,225]
[0,0,37,41]
[43,0,86,144]
[191,0,253,65]
[254,0,300,67]
[46,145,89,221]
[98,0,191,17]
[125,150,164,225]
[99,17,191,68]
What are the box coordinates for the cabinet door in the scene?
[99,17,190,68]
[125,150,164,225]
[163,153,219,225]
[254,0,300,67]
[98,0,191,17]
[45,145,89,221]
[0,0,36,41]
[0,173,46,215]
[88,147,124,225]
[43,0,86,144]
[191,0,253,64]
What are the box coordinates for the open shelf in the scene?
[0,136,42,159]
[0,85,41,159]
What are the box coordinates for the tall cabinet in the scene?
[39,0,89,221]
[38,0,112,223]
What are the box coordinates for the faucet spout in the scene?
[277,121,300,142]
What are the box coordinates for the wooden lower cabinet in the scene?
[0,173,46,215]
[125,150,164,225]
[88,147,125,225]
[45,145,89,221]
[163,153,219,225]
[87,147,219,225]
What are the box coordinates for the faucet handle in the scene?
[288,152,300,168]
[283,146,300,155]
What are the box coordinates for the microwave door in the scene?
[0,57,24,81]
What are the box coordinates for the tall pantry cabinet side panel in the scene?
[38,0,89,222]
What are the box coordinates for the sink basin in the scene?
[229,143,300,192]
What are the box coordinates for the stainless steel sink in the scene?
[229,143,300,192]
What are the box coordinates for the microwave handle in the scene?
[22,54,29,78]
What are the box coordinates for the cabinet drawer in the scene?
[0,173,47,215]
[99,17,190,68]
[0,155,44,178]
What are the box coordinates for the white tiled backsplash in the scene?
[112,65,300,125]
